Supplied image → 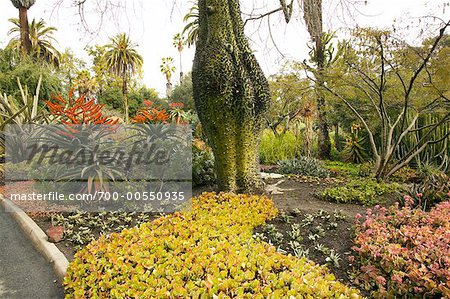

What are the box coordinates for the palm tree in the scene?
[8,18,61,66]
[160,57,176,99]
[173,33,185,83]
[10,0,36,56]
[104,33,143,123]
[73,70,97,99]
[182,4,199,48]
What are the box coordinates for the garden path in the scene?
[0,208,63,299]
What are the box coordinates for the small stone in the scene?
[46,226,64,243]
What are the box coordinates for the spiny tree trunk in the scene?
[193,0,270,194]
[18,5,31,56]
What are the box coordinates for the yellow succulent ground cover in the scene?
[64,193,362,298]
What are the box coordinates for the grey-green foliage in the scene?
[0,76,46,128]
[277,156,330,178]
[192,147,216,187]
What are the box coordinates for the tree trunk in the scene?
[18,5,31,56]
[315,40,331,159]
[122,75,129,123]
[193,0,270,194]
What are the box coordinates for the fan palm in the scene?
[10,0,36,56]
[104,33,143,123]
[8,18,61,66]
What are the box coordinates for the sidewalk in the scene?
[0,208,64,299]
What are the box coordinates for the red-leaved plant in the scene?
[352,195,450,298]
[44,90,121,193]
[46,90,118,125]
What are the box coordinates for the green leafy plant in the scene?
[320,179,403,205]
[408,171,450,209]
[260,130,300,165]
[192,146,216,187]
[277,156,330,178]
[343,124,368,164]
[65,193,361,298]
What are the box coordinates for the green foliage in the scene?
[0,51,63,101]
[353,201,450,298]
[7,18,61,66]
[277,156,330,178]
[98,85,160,118]
[0,76,47,128]
[390,166,418,183]
[52,211,155,251]
[343,125,368,164]
[192,147,216,187]
[65,193,361,298]
[358,162,373,178]
[171,72,194,110]
[409,171,450,209]
[259,130,300,165]
[324,161,360,178]
[320,179,403,205]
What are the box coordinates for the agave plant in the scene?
[1,76,48,163]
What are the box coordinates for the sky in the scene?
[0,0,448,96]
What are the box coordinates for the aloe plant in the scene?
[0,76,47,163]
[0,75,47,128]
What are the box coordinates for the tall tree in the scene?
[320,24,450,179]
[8,18,61,66]
[104,33,143,123]
[10,0,36,56]
[301,0,332,159]
[173,33,185,83]
[193,0,270,194]
[160,57,176,98]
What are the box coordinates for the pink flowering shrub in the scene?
[352,199,450,298]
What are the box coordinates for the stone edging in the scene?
[0,197,69,282]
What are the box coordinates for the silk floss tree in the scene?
[104,33,143,123]
[10,0,36,56]
[192,0,272,194]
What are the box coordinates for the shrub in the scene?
[390,166,418,183]
[320,179,403,205]
[260,130,300,165]
[277,156,330,178]
[408,171,450,209]
[192,146,216,187]
[324,161,360,178]
[352,200,450,298]
[65,193,361,298]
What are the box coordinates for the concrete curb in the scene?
[0,197,69,282]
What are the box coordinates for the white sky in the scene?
[0,0,448,96]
